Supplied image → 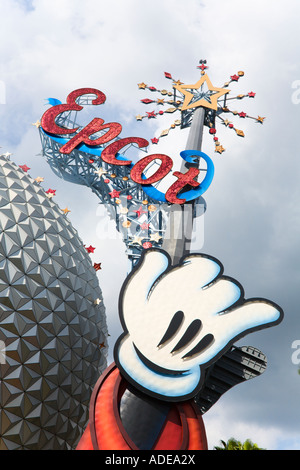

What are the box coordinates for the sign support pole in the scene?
[162,107,205,264]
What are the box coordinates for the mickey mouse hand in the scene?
[114,249,283,401]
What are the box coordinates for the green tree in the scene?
[214,438,264,450]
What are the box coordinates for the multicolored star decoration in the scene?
[136,60,265,155]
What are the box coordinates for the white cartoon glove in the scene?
[114,249,283,401]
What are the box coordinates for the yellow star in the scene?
[160,129,170,137]
[138,82,147,89]
[62,207,71,214]
[119,206,129,214]
[131,236,143,246]
[94,298,102,305]
[94,167,107,178]
[173,79,183,86]
[150,232,163,243]
[35,176,44,183]
[173,73,230,112]
[257,116,265,124]
[136,114,143,121]
[157,99,165,105]
[32,120,41,128]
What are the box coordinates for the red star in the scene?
[46,188,56,194]
[140,222,150,230]
[109,189,121,198]
[19,165,30,172]
[164,72,172,79]
[146,111,156,119]
[93,263,102,271]
[127,195,133,200]
[248,91,256,98]
[230,74,240,81]
[197,64,207,71]
[134,206,147,217]
[239,112,247,118]
[86,245,96,253]
[148,86,157,91]
[151,137,159,144]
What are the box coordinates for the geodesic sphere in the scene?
[0,155,107,450]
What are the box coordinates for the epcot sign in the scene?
[40,87,214,205]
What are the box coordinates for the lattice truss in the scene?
[39,97,176,267]
[135,60,265,154]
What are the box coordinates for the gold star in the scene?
[257,116,265,124]
[94,298,102,305]
[62,207,71,214]
[35,176,44,183]
[150,233,163,243]
[136,114,143,121]
[94,167,107,178]
[157,99,165,105]
[222,119,230,126]
[131,236,143,246]
[215,145,226,154]
[235,129,245,137]
[138,82,147,89]
[173,73,230,112]
[173,79,183,86]
[32,120,41,128]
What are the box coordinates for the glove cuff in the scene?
[114,336,201,402]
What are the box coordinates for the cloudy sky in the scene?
[0,0,300,450]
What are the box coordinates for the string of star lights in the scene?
[136,60,265,154]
